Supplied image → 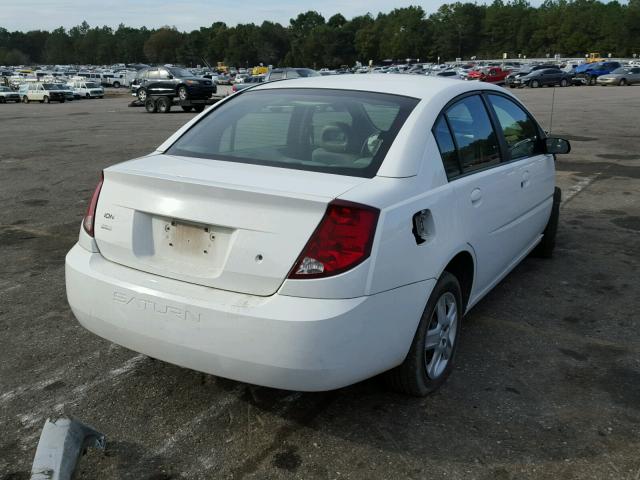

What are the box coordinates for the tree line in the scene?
[1,0,638,68]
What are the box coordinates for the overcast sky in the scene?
[3,0,546,32]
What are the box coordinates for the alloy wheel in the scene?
[424,292,458,380]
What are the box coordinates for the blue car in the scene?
[573,61,622,86]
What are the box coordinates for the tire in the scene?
[44,96,50,104]
[144,98,157,113]
[532,187,561,258]
[60,99,65,103]
[193,104,205,113]
[0,97,5,103]
[22,96,29,104]
[86,93,90,99]
[560,78,568,87]
[137,88,147,102]
[619,78,627,86]
[113,81,120,88]
[157,96,171,113]
[181,105,193,112]
[385,272,463,396]
[588,76,597,86]
[530,79,539,88]
[177,86,189,101]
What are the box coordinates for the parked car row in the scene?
[0,80,105,104]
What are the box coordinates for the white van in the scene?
[67,80,104,99]
[18,82,66,103]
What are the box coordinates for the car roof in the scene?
[254,74,505,101]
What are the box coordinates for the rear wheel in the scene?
[86,93,90,99]
[588,75,597,86]
[113,81,120,88]
[532,187,561,258]
[385,272,463,396]
[157,96,171,113]
[144,98,157,113]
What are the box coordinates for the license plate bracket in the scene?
[165,220,215,256]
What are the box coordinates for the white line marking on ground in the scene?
[562,173,601,206]
[155,388,242,456]
[71,353,147,396]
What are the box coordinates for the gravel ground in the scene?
[0,85,639,480]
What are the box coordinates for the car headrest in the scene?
[319,122,351,153]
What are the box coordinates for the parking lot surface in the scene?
[1,86,639,479]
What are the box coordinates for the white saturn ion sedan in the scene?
[66,75,570,396]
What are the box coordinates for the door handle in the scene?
[470,188,482,205]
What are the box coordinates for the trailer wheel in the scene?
[193,105,205,113]
[157,97,171,113]
[145,98,157,113]
[181,106,193,112]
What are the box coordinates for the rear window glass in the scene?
[168,89,419,178]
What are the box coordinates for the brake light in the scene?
[82,173,104,237]
[289,200,379,279]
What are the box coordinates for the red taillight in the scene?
[82,173,104,237]
[289,200,379,279]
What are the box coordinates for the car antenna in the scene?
[548,85,556,134]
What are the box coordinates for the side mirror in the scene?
[167,75,173,79]
[545,137,571,155]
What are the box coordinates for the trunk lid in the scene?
[93,154,367,296]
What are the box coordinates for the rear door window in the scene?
[432,116,461,179]
[445,95,501,173]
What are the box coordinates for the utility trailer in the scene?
[129,94,222,113]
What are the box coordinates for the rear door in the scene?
[33,84,44,101]
[441,94,525,293]
[542,69,559,85]
[145,68,159,94]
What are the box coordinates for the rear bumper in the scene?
[65,244,433,391]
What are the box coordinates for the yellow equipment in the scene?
[586,53,603,63]
[252,66,269,76]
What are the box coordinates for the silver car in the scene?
[597,67,640,86]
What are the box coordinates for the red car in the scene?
[467,67,510,84]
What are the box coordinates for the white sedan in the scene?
[66,75,570,395]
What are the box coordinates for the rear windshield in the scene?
[167,88,418,177]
